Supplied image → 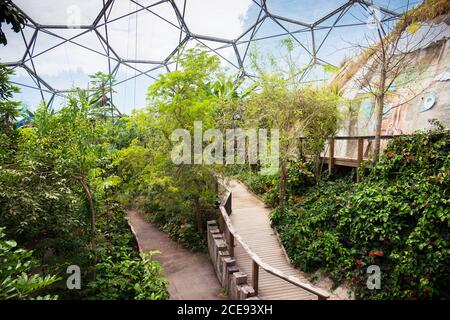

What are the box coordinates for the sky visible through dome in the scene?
[0,0,422,114]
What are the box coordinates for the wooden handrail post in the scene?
[328,138,335,176]
[252,260,259,296]
[357,137,364,182]
[229,231,234,257]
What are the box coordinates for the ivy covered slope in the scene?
[0,66,168,300]
[271,124,449,299]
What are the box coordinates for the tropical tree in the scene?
[114,47,223,250]
[88,72,117,119]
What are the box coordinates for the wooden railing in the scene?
[299,134,401,181]
[217,182,330,300]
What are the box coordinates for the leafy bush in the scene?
[0,228,59,300]
[271,125,450,299]
[286,160,315,195]
[238,159,315,207]
[271,178,353,279]
[0,67,169,300]
[240,171,278,196]
[338,124,450,299]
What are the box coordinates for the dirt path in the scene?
[127,210,224,300]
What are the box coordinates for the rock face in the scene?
[333,18,450,159]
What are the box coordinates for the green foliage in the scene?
[0,65,20,163]
[88,219,168,300]
[286,160,315,195]
[113,48,222,252]
[0,228,59,300]
[0,0,27,45]
[271,125,450,299]
[340,123,450,299]
[0,99,105,249]
[0,69,168,300]
[238,159,315,207]
[271,179,354,277]
[87,72,116,118]
[323,64,340,73]
[239,171,279,207]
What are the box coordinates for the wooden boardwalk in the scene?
[226,180,328,300]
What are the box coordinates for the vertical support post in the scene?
[357,137,364,182]
[328,138,335,176]
[225,193,232,215]
[229,231,234,258]
[252,260,259,296]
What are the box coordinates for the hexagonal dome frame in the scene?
[4,0,402,114]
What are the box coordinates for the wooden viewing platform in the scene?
[300,134,400,181]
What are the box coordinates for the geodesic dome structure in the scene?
[1,0,418,114]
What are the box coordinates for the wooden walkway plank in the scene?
[226,180,322,300]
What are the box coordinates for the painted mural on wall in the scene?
[332,28,450,160]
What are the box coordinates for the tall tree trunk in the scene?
[373,55,386,163]
[79,177,96,249]
[373,94,385,163]
[279,159,287,207]
[373,25,387,163]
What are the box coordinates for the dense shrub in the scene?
[271,178,354,280]
[0,68,169,300]
[286,160,316,195]
[239,159,316,207]
[270,125,449,299]
[338,124,450,299]
[88,219,168,300]
[146,202,212,253]
[0,228,59,299]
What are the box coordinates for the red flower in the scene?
[405,155,414,161]
[293,196,305,202]
[386,151,395,158]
